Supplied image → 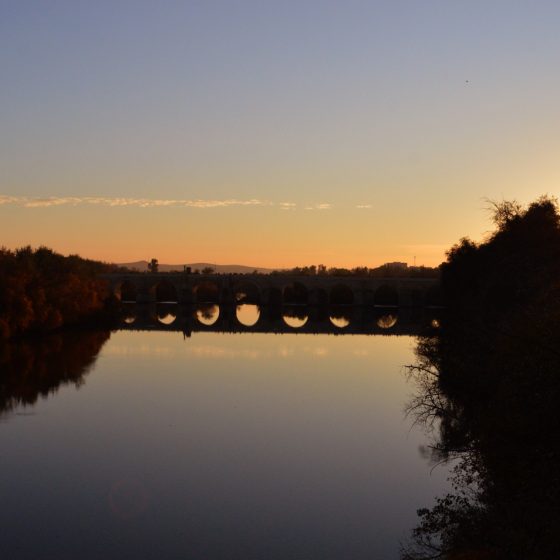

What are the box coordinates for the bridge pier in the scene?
[353,290,366,306]
[309,288,328,305]
[220,286,235,305]
[178,287,194,304]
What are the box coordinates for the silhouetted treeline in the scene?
[442,196,560,316]
[0,246,124,340]
[0,330,110,416]
[403,197,560,559]
[271,263,439,278]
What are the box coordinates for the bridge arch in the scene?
[194,280,220,303]
[154,279,178,303]
[116,280,138,303]
[233,281,261,304]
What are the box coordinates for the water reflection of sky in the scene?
[0,330,451,559]
[236,303,260,326]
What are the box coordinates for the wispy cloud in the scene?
[304,203,333,211]
[356,204,372,209]
[279,202,297,211]
[0,196,21,206]
[0,195,290,209]
[0,195,349,212]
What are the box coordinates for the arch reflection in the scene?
[329,315,350,328]
[329,306,352,329]
[236,304,260,327]
[155,303,177,325]
[234,283,261,305]
[196,304,220,326]
[376,313,398,329]
[157,312,177,325]
[282,306,308,328]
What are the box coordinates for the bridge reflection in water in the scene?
[119,303,440,337]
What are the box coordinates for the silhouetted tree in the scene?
[403,196,560,559]
[148,258,159,273]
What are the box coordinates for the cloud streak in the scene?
[0,195,284,209]
[0,196,361,212]
[304,203,333,211]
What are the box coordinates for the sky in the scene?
[2,0,560,268]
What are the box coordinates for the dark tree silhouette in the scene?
[148,258,159,273]
[403,196,560,559]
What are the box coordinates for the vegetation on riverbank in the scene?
[0,246,123,340]
[272,263,439,278]
[403,196,560,559]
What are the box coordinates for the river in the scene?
[0,304,449,559]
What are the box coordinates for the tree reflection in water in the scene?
[0,331,111,416]
[404,310,560,559]
[195,303,220,325]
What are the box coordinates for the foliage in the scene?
[403,196,560,559]
[147,258,159,273]
[0,246,118,340]
[271,263,440,278]
[442,196,560,315]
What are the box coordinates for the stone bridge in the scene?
[102,273,441,307]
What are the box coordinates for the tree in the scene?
[148,258,159,273]
[403,196,560,559]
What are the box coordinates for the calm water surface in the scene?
[0,312,449,559]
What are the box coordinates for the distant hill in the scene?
[117,261,274,274]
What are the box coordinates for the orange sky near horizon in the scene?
[0,192,537,269]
